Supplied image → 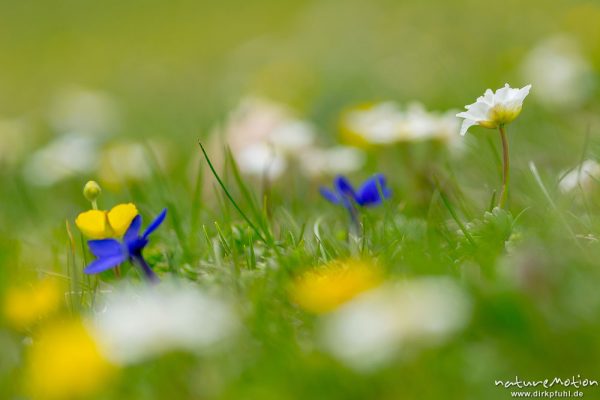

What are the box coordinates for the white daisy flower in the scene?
[456,84,532,136]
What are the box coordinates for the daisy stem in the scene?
[498,125,510,208]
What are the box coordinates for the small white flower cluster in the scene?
[215,97,365,181]
[89,281,239,365]
[319,277,471,371]
[342,102,461,145]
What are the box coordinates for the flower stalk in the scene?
[498,125,510,208]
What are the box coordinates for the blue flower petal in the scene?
[143,208,167,239]
[88,239,125,258]
[334,175,356,198]
[124,215,142,244]
[355,174,391,206]
[84,254,126,274]
[319,187,341,204]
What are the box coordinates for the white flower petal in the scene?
[457,100,490,121]
[478,89,495,106]
[459,119,478,136]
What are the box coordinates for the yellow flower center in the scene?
[488,104,523,127]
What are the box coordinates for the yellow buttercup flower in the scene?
[3,279,64,330]
[75,203,138,239]
[25,319,117,400]
[291,259,382,314]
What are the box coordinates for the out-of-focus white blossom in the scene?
[319,277,471,371]
[342,102,461,145]
[457,84,532,136]
[211,97,368,181]
[90,282,239,365]
[402,103,463,146]
[269,121,315,154]
[299,146,366,177]
[521,35,594,108]
[23,134,99,186]
[235,143,287,181]
[343,103,405,144]
[215,97,315,180]
[559,159,600,194]
[48,87,119,136]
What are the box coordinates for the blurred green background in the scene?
[1,0,599,226]
[1,0,598,123]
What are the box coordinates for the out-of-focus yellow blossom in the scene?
[3,279,63,330]
[75,203,138,239]
[291,259,382,314]
[25,319,117,400]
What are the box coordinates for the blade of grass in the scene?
[226,147,270,233]
[190,158,204,245]
[199,141,268,244]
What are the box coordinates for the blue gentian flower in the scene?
[320,174,391,222]
[84,208,167,282]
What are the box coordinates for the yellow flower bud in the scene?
[83,181,102,205]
